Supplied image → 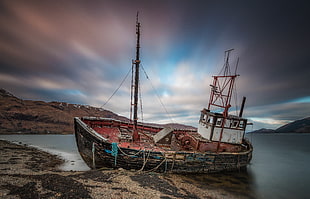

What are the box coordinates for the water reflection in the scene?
[179,170,257,199]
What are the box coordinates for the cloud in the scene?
[245,101,310,130]
[0,0,309,130]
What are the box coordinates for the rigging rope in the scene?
[117,145,143,157]
[234,58,240,115]
[140,64,175,124]
[100,62,175,124]
[138,150,151,172]
[139,78,144,123]
[100,68,132,108]
[144,152,167,173]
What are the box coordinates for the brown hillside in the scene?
[0,89,195,134]
[276,117,310,133]
[0,89,127,134]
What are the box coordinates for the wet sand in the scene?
[0,140,251,199]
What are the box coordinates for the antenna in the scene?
[223,48,234,76]
[234,57,239,75]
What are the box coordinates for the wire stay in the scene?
[140,64,175,124]
[100,68,131,108]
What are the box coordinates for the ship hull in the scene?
[74,117,252,173]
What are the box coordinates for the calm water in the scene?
[246,133,310,199]
[0,134,90,171]
[1,133,310,199]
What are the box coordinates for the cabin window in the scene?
[204,115,208,122]
[200,113,204,121]
[200,114,209,124]
[208,116,213,124]
[216,118,222,126]
[232,120,239,128]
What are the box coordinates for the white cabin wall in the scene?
[198,112,246,144]
[212,127,243,144]
[198,122,212,140]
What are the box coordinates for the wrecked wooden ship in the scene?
[74,15,253,173]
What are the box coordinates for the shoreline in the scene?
[0,139,252,199]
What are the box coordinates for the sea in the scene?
[1,133,309,199]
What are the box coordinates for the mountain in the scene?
[0,88,195,134]
[249,117,310,134]
[276,117,310,133]
[248,128,275,134]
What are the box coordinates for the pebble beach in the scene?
[0,140,251,199]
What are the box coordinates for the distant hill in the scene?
[248,128,275,134]
[249,117,310,134]
[0,88,195,134]
[276,117,310,133]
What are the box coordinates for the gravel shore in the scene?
[0,140,253,199]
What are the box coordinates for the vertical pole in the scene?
[133,12,140,142]
[217,76,235,152]
[239,97,246,117]
[217,117,226,152]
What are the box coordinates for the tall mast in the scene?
[207,49,238,116]
[132,12,141,142]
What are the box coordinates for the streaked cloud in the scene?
[0,0,309,130]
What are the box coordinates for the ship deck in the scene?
[80,117,251,153]
[92,125,166,151]
[81,117,206,152]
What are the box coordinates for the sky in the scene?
[0,0,309,130]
